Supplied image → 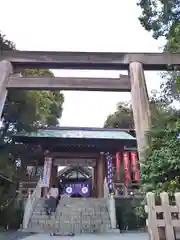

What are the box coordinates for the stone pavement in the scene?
[0,231,34,240]
[21,232,149,240]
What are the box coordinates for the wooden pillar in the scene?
[50,162,57,186]
[42,154,52,197]
[129,62,151,159]
[93,165,97,197]
[97,152,104,198]
[0,61,13,118]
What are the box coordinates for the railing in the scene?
[22,177,43,229]
[145,192,180,240]
[103,178,117,229]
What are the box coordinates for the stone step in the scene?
[36,201,106,204]
[35,203,106,209]
[30,219,110,225]
[32,208,108,214]
[34,207,108,213]
[58,202,107,207]
[30,216,109,220]
[27,197,111,234]
[59,198,107,204]
[32,212,110,220]
[29,222,111,233]
[33,213,108,218]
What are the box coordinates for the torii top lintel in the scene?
[0,50,180,70]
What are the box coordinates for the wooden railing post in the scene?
[145,192,180,240]
[146,192,160,240]
[160,192,175,240]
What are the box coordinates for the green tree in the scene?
[104,96,179,195]
[104,93,166,129]
[0,32,64,137]
[104,101,134,129]
[137,0,180,98]
[0,32,64,208]
[137,2,180,194]
[141,107,180,196]
[137,0,180,40]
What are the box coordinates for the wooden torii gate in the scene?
[0,51,180,158]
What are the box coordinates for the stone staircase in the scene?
[27,196,112,233]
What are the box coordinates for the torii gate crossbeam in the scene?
[7,75,131,91]
[0,51,180,70]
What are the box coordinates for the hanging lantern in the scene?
[123,152,131,186]
[131,152,139,182]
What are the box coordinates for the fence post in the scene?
[160,192,175,240]
[175,192,180,213]
[146,192,160,240]
[175,193,180,237]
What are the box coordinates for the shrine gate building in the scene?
[13,127,139,198]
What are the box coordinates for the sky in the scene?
[0,0,165,128]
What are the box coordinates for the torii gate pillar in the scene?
[129,62,151,159]
[0,60,13,118]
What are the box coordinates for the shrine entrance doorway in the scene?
[57,166,92,197]
[49,155,101,198]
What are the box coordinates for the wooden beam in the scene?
[1,51,180,70]
[7,75,131,92]
[47,152,98,158]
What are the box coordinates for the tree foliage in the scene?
[104,101,134,129]
[137,1,180,196]
[161,23,180,96]
[0,32,64,138]
[104,95,180,196]
[141,107,180,196]
[137,0,180,39]
[0,32,64,208]
[104,94,167,129]
[138,0,180,99]
[0,32,64,133]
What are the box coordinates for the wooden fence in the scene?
[145,192,180,240]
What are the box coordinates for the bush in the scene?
[0,200,23,229]
[115,199,146,231]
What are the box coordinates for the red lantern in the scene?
[123,152,131,186]
[131,152,139,182]
[116,152,121,181]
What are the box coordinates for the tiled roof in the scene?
[15,127,135,140]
